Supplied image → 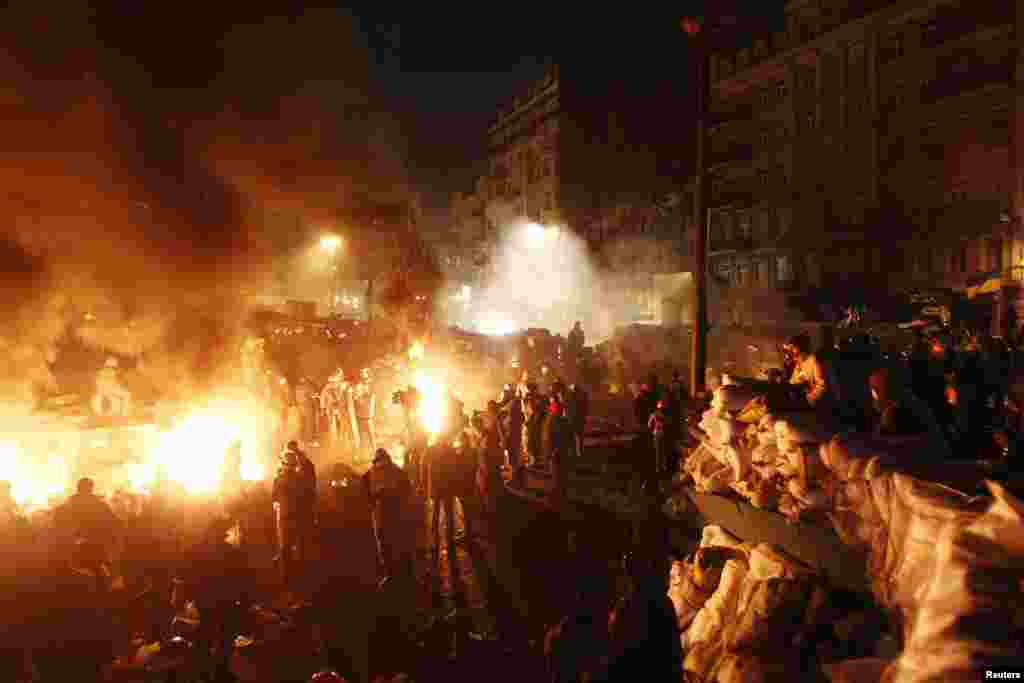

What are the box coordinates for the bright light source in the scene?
[477,311,518,336]
[524,222,547,249]
[320,235,341,252]
[461,285,472,301]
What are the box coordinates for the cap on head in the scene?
[77,477,95,495]
[373,448,390,465]
[286,440,299,452]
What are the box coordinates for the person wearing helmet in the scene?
[648,400,668,482]
[349,369,377,463]
[272,442,317,588]
[362,449,413,584]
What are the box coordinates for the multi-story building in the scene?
[706,0,1022,334]
[460,63,697,328]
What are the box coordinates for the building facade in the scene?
[706,0,1023,333]
[452,63,697,328]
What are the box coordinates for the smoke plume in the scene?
[0,5,408,404]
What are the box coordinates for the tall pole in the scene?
[689,24,709,399]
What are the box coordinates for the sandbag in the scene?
[731,473,781,511]
[751,443,779,466]
[684,559,749,680]
[688,445,736,494]
[826,657,891,683]
[700,525,744,551]
[883,482,1024,683]
[712,652,796,683]
[774,414,834,446]
[714,384,760,414]
[721,444,753,482]
[672,546,748,634]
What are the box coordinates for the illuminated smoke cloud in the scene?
[0,6,407,404]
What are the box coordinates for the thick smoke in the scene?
[471,220,608,340]
[0,5,407,404]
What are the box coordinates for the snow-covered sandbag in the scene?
[700,525,744,551]
[695,464,735,495]
[774,412,835,446]
[714,384,760,413]
[684,558,749,680]
[826,657,892,683]
[751,443,779,466]
[882,481,1024,683]
[671,546,748,634]
[721,444,753,482]
[777,443,830,491]
[731,474,781,510]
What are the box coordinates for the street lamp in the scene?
[320,234,342,315]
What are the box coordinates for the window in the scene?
[760,91,770,106]
[758,170,770,186]
[806,113,816,130]
[739,213,752,238]
[760,131,770,146]
[777,255,793,282]
[778,82,789,98]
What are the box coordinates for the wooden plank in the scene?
[686,488,870,594]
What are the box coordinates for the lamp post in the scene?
[684,16,709,400]
[320,235,342,316]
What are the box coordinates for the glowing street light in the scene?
[320,235,342,315]
[524,222,552,249]
[320,234,342,253]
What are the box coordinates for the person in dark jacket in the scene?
[543,397,571,507]
[54,477,122,563]
[500,389,525,484]
[566,383,589,460]
[272,442,317,587]
[362,449,413,585]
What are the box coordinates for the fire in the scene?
[0,441,71,510]
[135,398,271,496]
[412,371,447,438]
[409,341,425,361]
[477,311,517,336]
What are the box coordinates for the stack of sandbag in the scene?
[772,417,835,522]
[681,539,829,682]
[821,440,1024,682]
[684,442,734,495]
